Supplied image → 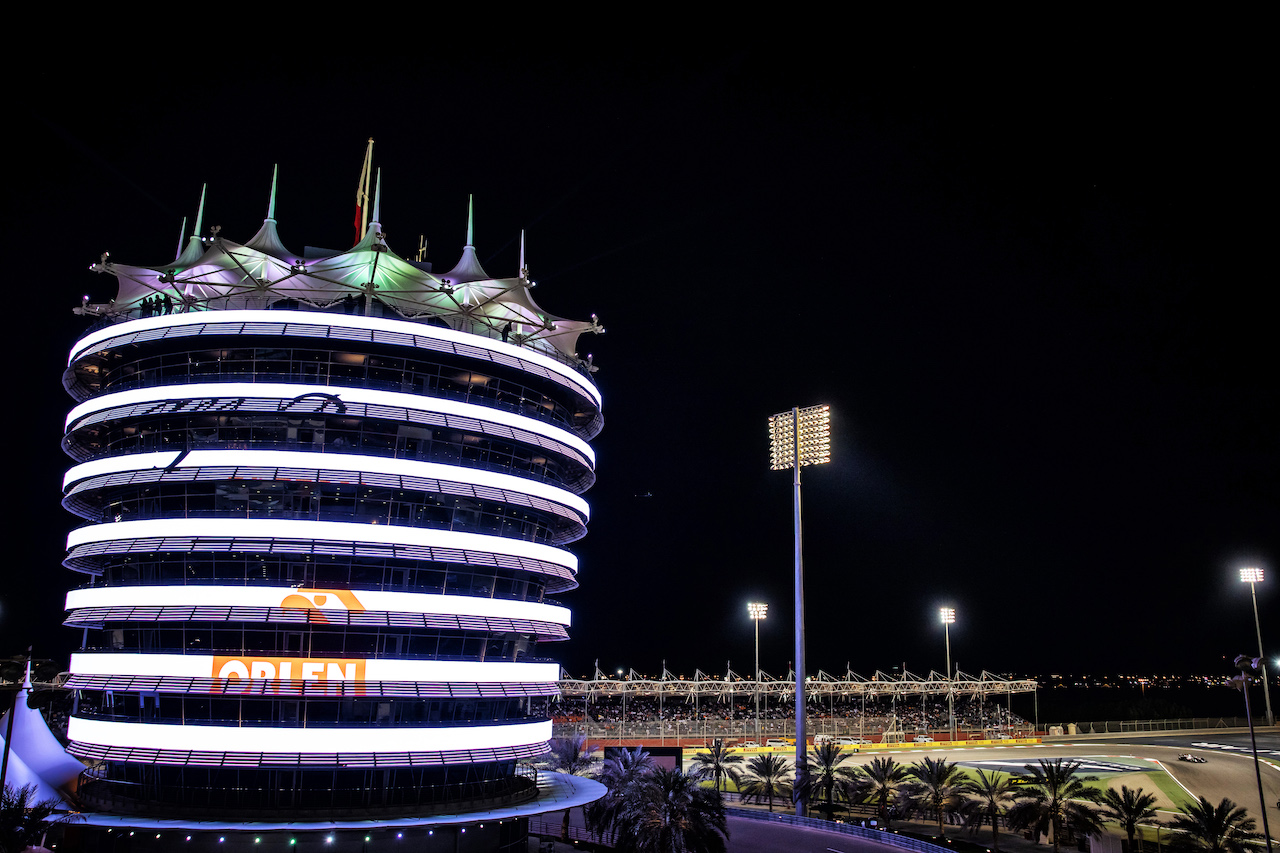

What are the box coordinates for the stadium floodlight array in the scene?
[58,169,605,838]
[767,404,831,470]
[1240,567,1264,583]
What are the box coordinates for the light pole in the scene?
[1240,568,1274,726]
[940,607,955,741]
[1232,655,1274,853]
[617,668,626,745]
[769,404,831,817]
[748,602,768,742]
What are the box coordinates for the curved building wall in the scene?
[61,308,600,817]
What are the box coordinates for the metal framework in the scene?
[557,666,1037,702]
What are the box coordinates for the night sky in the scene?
[7,47,1275,682]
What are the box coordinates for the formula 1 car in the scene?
[1177,753,1207,763]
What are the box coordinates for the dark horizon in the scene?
[7,47,1275,682]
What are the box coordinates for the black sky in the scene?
[6,45,1275,681]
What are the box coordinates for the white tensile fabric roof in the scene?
[87,217,602,362]
[0,669,86,804]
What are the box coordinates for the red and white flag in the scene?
[354,138,374,244]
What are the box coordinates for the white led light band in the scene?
[66,518,577,573]
[70,653,560,684]
[68,717,552,754]
[66,382,594,466]
[66,586,570,626]
[68,310,601,407]
[62,449,589,520]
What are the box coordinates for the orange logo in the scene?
[278,588,366,623]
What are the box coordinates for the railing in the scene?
[725,808,955,853]
[527,817,613,846]
[1062,717,1256,734]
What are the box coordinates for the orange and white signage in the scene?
[212,656,367,681]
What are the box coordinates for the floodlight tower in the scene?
[748,602,768,741]
[1240,568,1273,726]
[768,404,831,817]
[940,607,955,741]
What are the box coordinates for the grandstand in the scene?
[551,666,1037,743]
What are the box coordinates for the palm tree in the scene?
[1006,758,1105,853]
[587,746,657,841]
[614,767,730,853]
[805,741,857,819]
[0,783,82,853]
[739,753,793,814]
[906,756,968,836]
[546,734,599,840]
[1100,786,1161,853]
[858,756,911,829]
[958,768,1020,851]
[1166,796,1259,853]
[687,738,744,796]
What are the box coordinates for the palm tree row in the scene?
[679,746,1265,853]
[550,738,1265,853]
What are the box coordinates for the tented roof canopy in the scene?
[84,213,603,364]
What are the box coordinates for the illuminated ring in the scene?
[68,309,602,408]
[63,449,589,523]
[65,382,595,466]
[65,585,570,626]
[66,518,578,574]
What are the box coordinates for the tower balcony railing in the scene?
[81,300,597,379]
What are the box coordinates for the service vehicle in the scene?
[912,735,935,743]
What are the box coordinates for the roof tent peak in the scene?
[245,165,295,260]
[442,193,489,284]
[174,183,208,266]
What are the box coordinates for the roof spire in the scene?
[442,194,489,284]
[193,183,207,242]
[173,184,208,266]
[267,164,278,220]
[174,216,186,260]
[372,168,382,223]
[246,169,294,259]
[519,230,527,279]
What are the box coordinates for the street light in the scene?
[618,668,626,744]
[1240,568,1274,726]
[749,602,768,742]
[940,607,955,742]
[768,404,831,818]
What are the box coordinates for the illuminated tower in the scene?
[60,173,604,847]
